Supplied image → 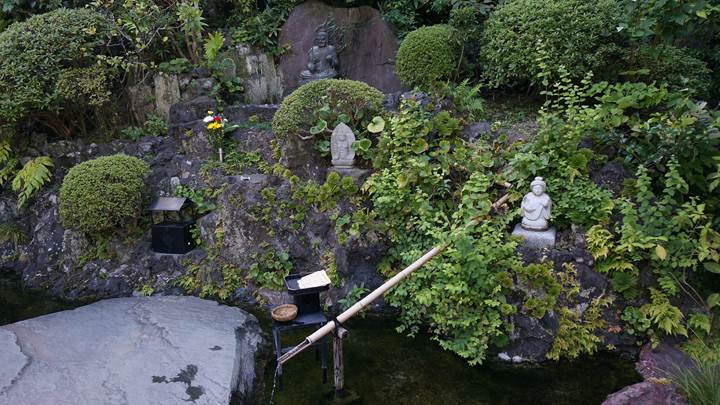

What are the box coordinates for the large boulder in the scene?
[278,0,404,94]
[603,381,684,405]
[636,342,696,380]
[602,343,692,405]
[0,296,263,405]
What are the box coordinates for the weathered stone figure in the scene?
[299,29,339,84]
[512,176,555,248]
[331,123,355,167]
[521,177,552,231]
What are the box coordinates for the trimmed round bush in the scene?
[395,25,461,88]
[625,45,711,97]
[60,155,150,235]
[480,0,621,87]
[272,79,384,138]
[0,8,112,134]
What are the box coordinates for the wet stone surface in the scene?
[0,296,263,405]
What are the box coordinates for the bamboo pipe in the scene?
[277,191,511,365]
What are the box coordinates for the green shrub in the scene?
[0,8,112,137]
[622,45,712,97]
[60,155,150,235]
[271,79,384,138]
[395,25,461,88]
[480,0,621,88]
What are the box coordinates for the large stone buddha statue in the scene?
[299,29,339,84]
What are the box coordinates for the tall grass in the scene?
[672,355,720,405]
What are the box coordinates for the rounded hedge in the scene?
[272,79,384,138]
[480,0,621,87]
[60,155,150,235]
[0,8,112,125]
[626,45,711,97]
[395,25,461,88]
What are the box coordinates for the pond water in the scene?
[262,317,641,405]
[0,272,75,325]
[0,274,641,405]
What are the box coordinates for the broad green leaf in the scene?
[412,138,428,154]
[309,119,327,135]
[223,124,239,133]
[367,116,385,133]
[335,113,350,125]
[704,262,720,274]
[352,138,372,152]
[708,293,720,309]
[396,173,408,187]
[655,245,667,260]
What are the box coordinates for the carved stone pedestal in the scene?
[328,167,370,186]
[512,224,556,249]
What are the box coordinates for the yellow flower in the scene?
[207,122,222,130]
[207,110,214,115]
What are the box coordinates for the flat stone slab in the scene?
[0,296,263,405]
[0,329,26,395]
[512,224,556,249]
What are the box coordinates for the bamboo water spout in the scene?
[277,191,511,366]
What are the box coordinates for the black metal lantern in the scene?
[148,197,196,254]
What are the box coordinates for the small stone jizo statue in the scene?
[331,123,355,168]
[521,177,552,231]
[299,29,339,84]
[512,177,555,248]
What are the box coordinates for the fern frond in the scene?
[0,140,11,165]
[12,156,54,207]
[0,157,18,186]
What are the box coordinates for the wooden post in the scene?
[333,326,348,399]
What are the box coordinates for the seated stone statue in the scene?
[299,30,339,84]
[521,177,552,231]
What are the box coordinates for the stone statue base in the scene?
[512,224,556,249]
[328,167,370,185]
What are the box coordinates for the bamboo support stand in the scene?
[278,189,510,368]
[276,185,511,400]
[333,326,349,399]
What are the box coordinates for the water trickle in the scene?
[267,365,280,405]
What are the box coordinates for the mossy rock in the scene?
[395,25,461,88]
[59,154,150,236]
[272,79,384,138]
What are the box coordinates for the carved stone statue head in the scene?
[315,30,329,47]
[530,177,546,196]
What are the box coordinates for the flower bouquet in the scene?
[203,111,228,162]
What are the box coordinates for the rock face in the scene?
[502,243,620,362]
[278,0,404,94]
[603,343,692,405]
[603,381,684,405]
[235,45,284,104]
[0,296,263,405]
[4,134,206,299]
[154,73,182,120]
[636,343,696,380]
